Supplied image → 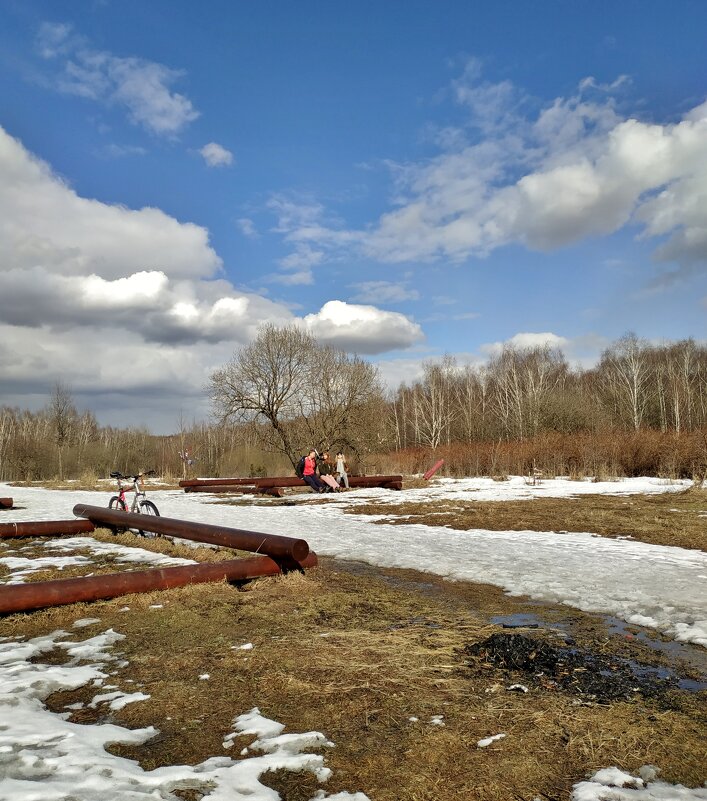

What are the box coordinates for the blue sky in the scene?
[0,0,705,432]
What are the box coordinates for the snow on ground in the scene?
[2,477,706,646]
[0,627,368,801]
[0,477,706,799]
[0,536,195,583]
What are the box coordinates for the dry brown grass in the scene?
[348,486,707,552]
[1,545,705,800]
[6,478,182,491]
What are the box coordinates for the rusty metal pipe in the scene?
[73,504,309,561]
[0,552,318,614]
[423,459,445,480]
[252,477,304,488]
[0,519,95,539]
[347,475,403,487]
[184,485,260,493]
[0,498,13,509]
[180,477,257,488]
[253,475,403,489]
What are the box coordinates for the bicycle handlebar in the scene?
[109,470,156,480]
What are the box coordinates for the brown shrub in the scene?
[374,429,707,479]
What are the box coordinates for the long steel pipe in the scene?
[73,504,309,561]
[0,552,318,614]
[254,475,403,489]
[180,477,257,488]
[184,485,285,497]
[184,485,260,493]
[347,476,403,489]
[0,519,95,539]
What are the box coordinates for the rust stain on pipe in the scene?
[0,552,318,614]
[73,504,309,561]
[0,519,95,539]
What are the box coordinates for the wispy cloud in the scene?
[349,280,420,304]
[237,218,258,238]
[266,62,707,281]
[99,143,147,158]
[36,22,199,136]
[266,269,314,286]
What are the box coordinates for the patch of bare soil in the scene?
[1,531,705,801]
[347,486,707,551]
[464,632,680,703]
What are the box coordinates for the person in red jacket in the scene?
[302,449,326,492]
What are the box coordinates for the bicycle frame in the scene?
[114,473,147,512]
[108,471,160,525]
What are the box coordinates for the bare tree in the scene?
[47,382,78,480]
[210,324,384,468]
[598,333,652,430]
[411,357,458,448]
[0,408,15,482]
[454,364,491,441]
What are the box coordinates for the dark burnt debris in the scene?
[463,633,680,703]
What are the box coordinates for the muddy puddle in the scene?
[325,556,707,696]
[463,632,705,701]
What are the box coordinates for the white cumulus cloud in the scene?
[0,126,420,429]
[199,142,234,167]
[302,300,424,354]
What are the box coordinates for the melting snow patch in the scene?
[0,630,370,801]
[477,733,506,748]
[571,765,707,800]
[89,690,151,711]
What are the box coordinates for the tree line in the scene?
[0,331,705,482]
[390,334,707,449]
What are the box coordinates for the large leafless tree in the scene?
[209,324,384,467]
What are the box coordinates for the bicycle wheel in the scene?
[139,500,160,517]
[137,500,160,537]
[109,496,127,511]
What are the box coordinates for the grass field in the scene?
[1,489,705,800]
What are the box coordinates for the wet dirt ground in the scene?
[325,557,707,697]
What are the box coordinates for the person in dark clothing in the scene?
[301,449,326,492]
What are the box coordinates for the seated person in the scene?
[302,449,326,492]
[318,452,342,492]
